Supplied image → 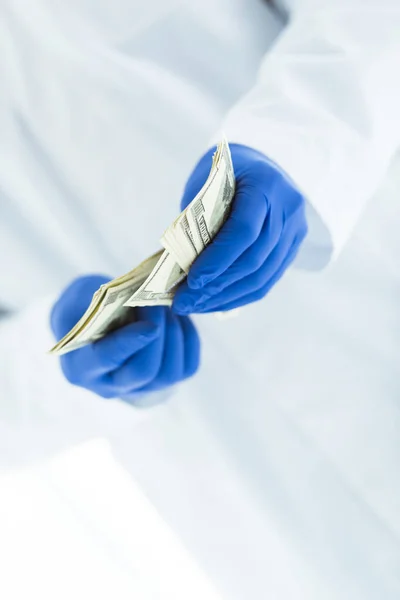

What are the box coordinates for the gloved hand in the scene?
[173,144,308,314]
[51,275,200,402]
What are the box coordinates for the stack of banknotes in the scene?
[50,138,235,355]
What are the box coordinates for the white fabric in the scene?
[0,441,221,600]
[219,0,400,267]
[1,1,400,599]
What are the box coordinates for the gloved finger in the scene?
[201,185,306,298]
[191,227,303,313]
[59,306,166,395]
[179,222,298,314]
[156,310,185,385]
[179,316,201,378]
[198,235,302,313]
[180,148,218,211]
[136,310,185,392]
[186,184,268,290]
[173,206,282,313]
[89,319,162,373]
[101,307,167,394]
[127,314,200,398]
[60,319,160,386]
[51,275,111,339]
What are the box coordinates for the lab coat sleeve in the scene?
[0,296,102,465]
[0,297,163,467]
[218,0,400,268]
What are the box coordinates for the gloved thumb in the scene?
[91,320,161,371]
[180,147,217,211]
[51,275,111,340]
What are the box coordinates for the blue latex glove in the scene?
[51,275,200,402]
[173,144,308,314]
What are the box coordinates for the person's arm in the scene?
[172,0,400,315]
[0,282,200,467]
[219,0,400,269]
[0,294,102,466]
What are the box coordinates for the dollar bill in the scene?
[50,251,163,355]
[123,250,185,308]
[161,137,235,273]
[50,251,186,355]
[49,138,235,356]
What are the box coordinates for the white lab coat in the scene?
[1,1,400,598]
